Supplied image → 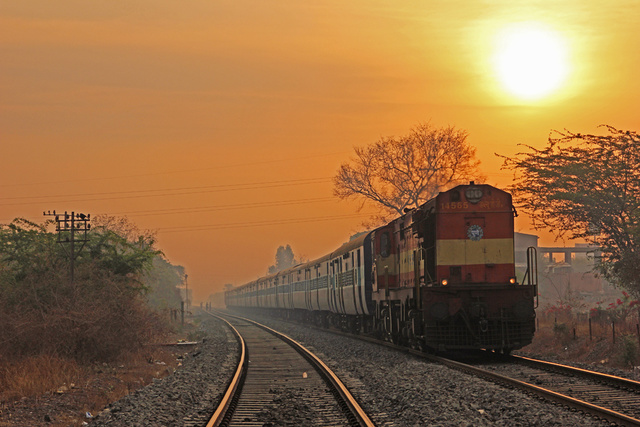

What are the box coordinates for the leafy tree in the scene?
[0,218,61,282]
[334,122,484,218]
[143,256,184,310]
[500,125,640,295]
[88,215,160,280]
[267,244,297,274]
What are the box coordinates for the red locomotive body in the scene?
[371,183,536,351]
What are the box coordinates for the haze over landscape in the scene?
[2,1,639,301]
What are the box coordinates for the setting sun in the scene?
[493,22,569,100]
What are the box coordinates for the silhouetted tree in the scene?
[143,256,184,310]
[501,125,640,295]
[334,122,484,219]
[267,245,297,274]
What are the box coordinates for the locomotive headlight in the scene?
[440,278,449,286]
[509,276,517,285]
[465,186,484,204]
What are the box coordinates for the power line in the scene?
[0,196,339,223]
[0,177,332,207]
[0,177,330,201]
[0,151,349,189]
[158,213,372,234]
[105,197,335,217]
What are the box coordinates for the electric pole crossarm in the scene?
[43,210,91,284]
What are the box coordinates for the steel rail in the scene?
[250,320,375,427]
[264,317,640,426]
[430,353,640,427]
[509,354,640,391]
[209,310,375,427]
[205,313,246,427]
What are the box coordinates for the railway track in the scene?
[338,330,640,426]
[353,333,640,425]
[472,354,640,426]
[204,311,374,427]
[235,312,640,426]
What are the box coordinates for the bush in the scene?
[0,217,171,364]
[0,264,169,363]
[616,335,640,368]
[553,322,570,337]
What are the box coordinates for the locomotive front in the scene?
[418,183,536,352]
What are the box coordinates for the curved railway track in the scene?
[473,354,640,426]
[344,330,640,425]
[204,310,374,427]
[233,311,640,426]
[348,329,640,425]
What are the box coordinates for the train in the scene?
[225,182,538,353]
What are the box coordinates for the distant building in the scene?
[514,232,611,306]
[514,232,539,267]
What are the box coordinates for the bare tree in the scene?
[334,122,484,217]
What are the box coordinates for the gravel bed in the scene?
[87,311,616,426]
[242,313,611,426]
[89,315,237,426]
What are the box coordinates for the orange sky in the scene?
[1,1,639,301]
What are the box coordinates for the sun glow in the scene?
[493,22,569,100]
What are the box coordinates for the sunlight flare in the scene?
[493,22,569,100]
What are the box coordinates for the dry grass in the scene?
[520,317,640,371]
[0,334,190,427]
[0,354,82,404]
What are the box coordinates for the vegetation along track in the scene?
[204,310,374,427]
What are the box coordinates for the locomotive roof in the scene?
[443,182,507,193]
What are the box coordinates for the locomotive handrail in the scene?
[524,246,539,308]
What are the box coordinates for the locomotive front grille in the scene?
[424,318,534,350]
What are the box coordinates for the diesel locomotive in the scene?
[226,183,537,353]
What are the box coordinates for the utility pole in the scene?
[184,274,189,313]
[43,211,91,283]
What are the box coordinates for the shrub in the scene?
[553,322,570,337]
[0,217,171,364]
[615,335,640,368]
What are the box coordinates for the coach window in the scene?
[450,190,461,202]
